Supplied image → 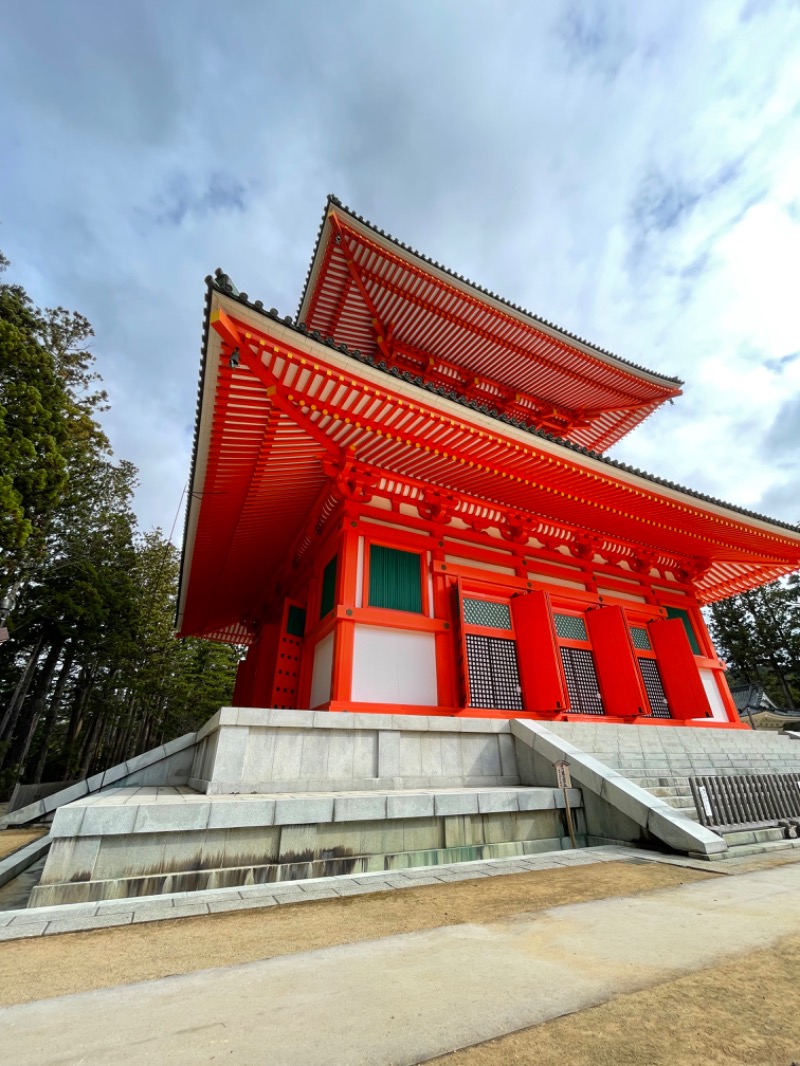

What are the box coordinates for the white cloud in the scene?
[1,0,799,539]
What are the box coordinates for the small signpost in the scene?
[555,759,577,849]
[697,784,713,820]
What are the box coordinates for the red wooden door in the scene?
[510,590,569,715]
[585,605,649,719]
[648,617,713,720]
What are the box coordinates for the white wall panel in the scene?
[310,632,334,708]
[699,669,728,721]
[351,625,438,705]
[446,554,516,576]
[596,587,647,603]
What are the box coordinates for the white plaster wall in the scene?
[528,571,586,590]
[445,554,516,576]
[310,632,334,708]
[351,625,438,705]
[699,669,728,721]
[596,587,647,603]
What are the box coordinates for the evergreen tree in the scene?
[0,256,239,795]
[709,578,800,709]
[0,258,70,579]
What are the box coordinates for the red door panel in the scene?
[510,590,569,715]
[648,617,713,720]
[585,606,648,719]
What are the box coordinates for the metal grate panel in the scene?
[463,598,512,630]
[629,626,651,651]
[560,647,604,715]
[554,613,588,642]
[466,634,523,710]
[638,658,670,718]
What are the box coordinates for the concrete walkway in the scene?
[3,862,799,1066]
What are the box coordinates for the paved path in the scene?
[3,863,799,1066]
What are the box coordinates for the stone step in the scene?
[639,791,699,819]
[586,751,800,769]
[51,785,584,840]
[626,778,693,791]
[722,838,800,859]
[642,785,694,799]
[661,795,695,807]
[722,826,786,847]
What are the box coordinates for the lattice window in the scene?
[466,634,523,710]
[629,626,651,651]
[554,613,588,642]
[560,647,604,715]
[463,598,512,630]
[638,658,671,719]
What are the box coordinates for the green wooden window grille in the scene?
[666,607,701,655]
[320,556,338,619]
[463,598,511,630]
[286,605,307,638]
[369,545,422,613]
[554,613,588,643]
[629,625,651,651]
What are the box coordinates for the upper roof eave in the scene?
[296,195,684,392]
[210,278,800,541]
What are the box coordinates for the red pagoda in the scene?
[176,197,800,727]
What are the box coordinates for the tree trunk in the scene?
[31,645,75,783]
[1,637,65,778]
[0,632,45,740]
[64,663,97,775]
[77,709,105,779]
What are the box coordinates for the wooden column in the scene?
[329,517,360,706]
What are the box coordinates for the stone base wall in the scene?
[31,801,584,907]
[190,709,520,793]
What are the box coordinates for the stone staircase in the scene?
[545,723,800,858]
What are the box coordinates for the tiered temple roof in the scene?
[176,201,800,644]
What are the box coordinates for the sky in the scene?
[1,0,799,541]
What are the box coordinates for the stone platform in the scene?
[30,784,583,907]
[18,709,800,907]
